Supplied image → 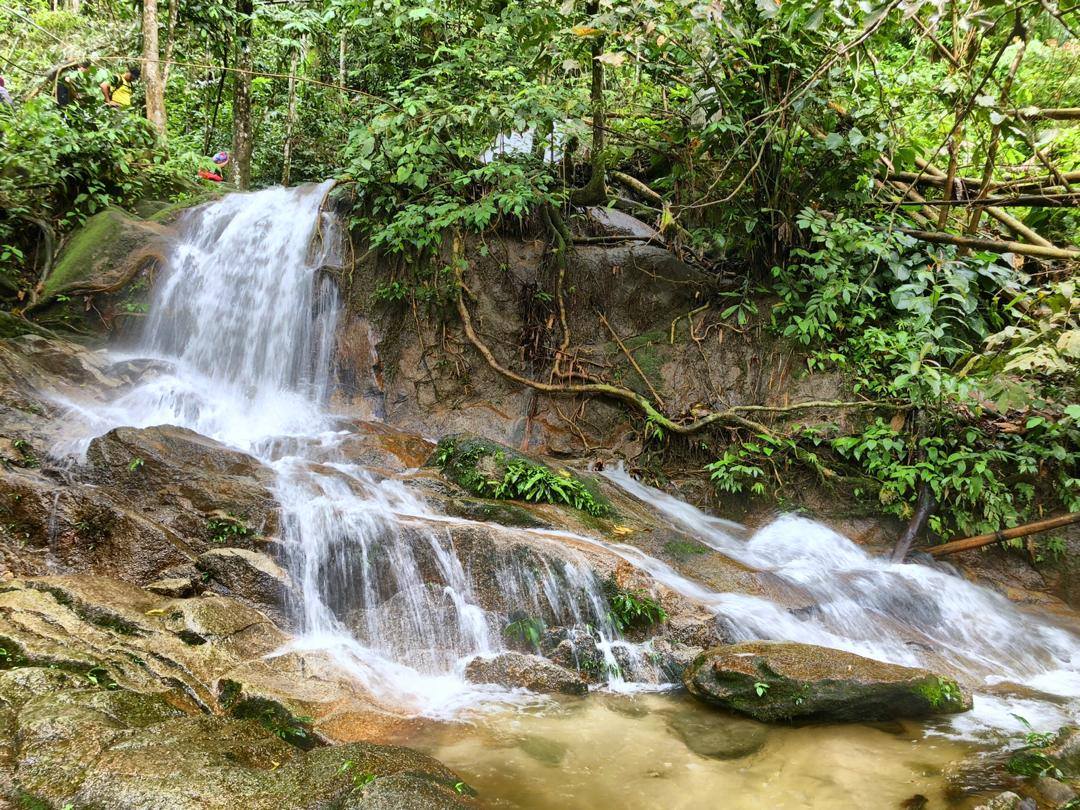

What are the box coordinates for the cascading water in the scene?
[51,183,626,716]
[48,183,1080,735]
[601,465,1080,734]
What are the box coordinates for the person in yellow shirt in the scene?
[100,66,140,108]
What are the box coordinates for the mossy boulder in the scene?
[431,433,611,517]
[40,208,163,303]
[27,208,169,337]
[683,641,971,722]
[2,679,474,809]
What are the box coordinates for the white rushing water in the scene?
[47,184,1080,732]
[602,466,1080,733]
[51,183,635,716]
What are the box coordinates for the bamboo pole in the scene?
[927,512,1080,557]
[887,170,1080,192]
[897,193,1080,208]
[1017,107,1080,121]
[914,158,1053,247]
[901,228,1080,260]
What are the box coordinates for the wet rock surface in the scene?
[0,670,472,810]
[663,703,768,760]
[464,652,588,695]
[684,641,972,722]
[197,546,292,618]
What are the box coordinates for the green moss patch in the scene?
[432,434,611,517]
[664,538,711,559]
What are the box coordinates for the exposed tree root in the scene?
[454,263,898,439]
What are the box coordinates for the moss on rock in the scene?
[2,674,474,810]
[39,208,161,303]
[684,641,971,722]
[431,433,611,517]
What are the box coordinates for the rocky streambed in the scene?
[0,331,1073,808]
[0,183,1076,809]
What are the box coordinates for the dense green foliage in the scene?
[434,435,611,516]
[604,584,668,633]
[708,209,1079,537]
[2,0,1077,548]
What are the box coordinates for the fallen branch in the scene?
[1016,107,1080,121]
[610,170,664,206]
[897,193,1080,208]
[886,170,1080,193]
[900,229,1080,261]
[914,157,1053,247]
[572,235,662,244]
[891,484,935,562]
[927,512,1080,557]
[995,171,1080,192]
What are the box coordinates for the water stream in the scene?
[45,184,1080,805]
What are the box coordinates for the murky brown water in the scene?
[410,692,997,809]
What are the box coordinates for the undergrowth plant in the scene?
[604,583,666,633]
[435,438,611,517]
[706,210,1080,542]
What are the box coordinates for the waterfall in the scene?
[52,183,626,716]
[47,184,1079,730]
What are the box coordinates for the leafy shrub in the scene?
[435,436,611,516]
[0,95,200,289]
[604,584,666,632]
[708,211,1079,540]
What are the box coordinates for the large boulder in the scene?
[86,425,277,534]
[683,641,971,722]
[27,207,169,335]
[464,651,587,695]
[0,676,472,810]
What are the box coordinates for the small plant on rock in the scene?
[605,584,666,633]
[206,513,254,544]
[503,616,544,649]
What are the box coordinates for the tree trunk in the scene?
[891,485,935,561]
[162,0,180,86]
[281,37,304,187]
[141,0,167,137]
[901,228,1080,260]
[338,28,346,103]
[232,0,254,190]
[570,0,606,206]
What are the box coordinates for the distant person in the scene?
[198,151,230,182]
[0,77,12,108]
[56,61,90,108]
[100,65,140,108]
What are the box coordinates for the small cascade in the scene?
[603,466,1080,699]
[45,183,1079,730]
[50,183,637,715]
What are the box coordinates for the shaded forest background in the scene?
[0,0,1077,554]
